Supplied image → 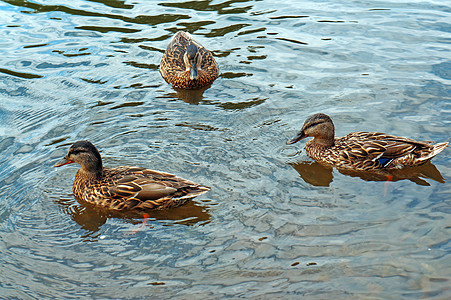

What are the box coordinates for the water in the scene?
[1,0,450,298]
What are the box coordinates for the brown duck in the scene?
[54,141,210,211]
[287,113,448,171]
[160,31,218,89]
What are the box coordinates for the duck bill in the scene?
[189,62,198,80]
[287,131,306,145]
[54,157,74,167]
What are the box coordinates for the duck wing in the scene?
[103,167,210,210]
[338,132,444,168]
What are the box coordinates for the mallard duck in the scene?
[160,31,219,89]
[54,141,210,211]
[287,113,448,171]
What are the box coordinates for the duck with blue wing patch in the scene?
[287,113,448,171]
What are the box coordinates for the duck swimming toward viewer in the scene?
[160,31,219,89]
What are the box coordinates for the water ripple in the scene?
[0,0,449,298]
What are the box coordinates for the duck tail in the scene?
[432,142,448,155]
[424,142,448,161]
[180,185,211,200]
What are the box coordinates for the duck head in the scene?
[54,140,103,175]
[287,113,335,147]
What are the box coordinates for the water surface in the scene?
[0,0,450,298]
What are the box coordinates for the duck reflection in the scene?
[168,86,210,104]
[289,161,334,187]
[55,198,212,233]
[290,160,445,186]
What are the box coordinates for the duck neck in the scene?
[78,167,103,180]
[79,160,103,180]
[312,136,335,148]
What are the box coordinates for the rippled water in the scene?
[1,0,450,298]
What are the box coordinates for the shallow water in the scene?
[1,0,450,298]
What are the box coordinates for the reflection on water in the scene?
[340,162,446,186]
[1,0,450,298]
[169,86,210,104]
[290,160,446,187]
[289,160,333,186]
[162,86,267,109]
[55,196,212,233]
[56,196,108,232]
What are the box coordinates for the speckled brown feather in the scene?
[73,166,210,211]
[55,141,210,212]
[160,31,218,89]
[289,114,448,171]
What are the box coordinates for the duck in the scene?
[287,113,448,171]
[160,31,219,89]
[54,141,210,211]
